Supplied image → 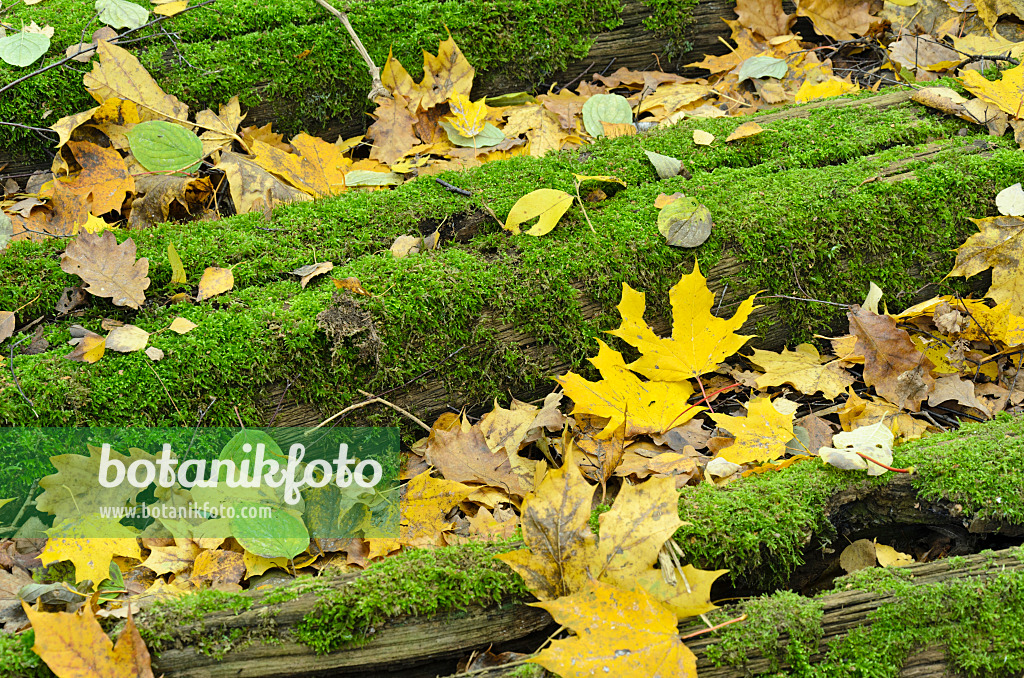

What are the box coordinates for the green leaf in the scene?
[96,0,149,29]
[504,188,575,236]
[0,31,49,67]
[168,242,186,285]
[345,170,403,186]
[485,92,538,106]
[644,150,682,180]
[737,56,788,83]
[581,94,633,138]
[128,121,204,174]
[438,120,505,148]
[232,506,310,559]
[657,197,713,248]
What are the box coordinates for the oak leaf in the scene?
[23,602,153,678]
[530,580,697,678]
[608,261,760,381]
[710,396,795,465]
[749,343,856,399]
[556,340,702,439]
[848,305,935,411]
[60,231,149,308]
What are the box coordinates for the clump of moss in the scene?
[138,588,255,658]
[0,0,622,157]
[294,540,528,654]
[0,632,50,678]
[704,591,824,674]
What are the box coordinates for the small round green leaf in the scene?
[232,506,310,559]
[582,94,633,138]
[0,31,50,68]
[128,120,204,174]
[96,0,149,30]
[438,120,505,148]
[737,56,788,83]
[657,197,713,248]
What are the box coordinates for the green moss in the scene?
[703,591,824,674]
[641,0,699,59]
[898,412,1024,524]
[138,588,255,658]
[3,95,1018,431]
[704,568,1024,677]
[0,632,50,678]
[674,462,847,587]
[293,539,528,654]
[0,0,622,157]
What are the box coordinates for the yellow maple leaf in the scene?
[497,447,596,599]
[948,215,1024,317]
[795,76,859,103]
[632,563,728,619]
[749,343,856,399]
[40,515,141,589]
[23,601,153,678]
[250,134,350,197]
[608,261,760,382]
[958,65,1024,116]
[380,33,474,112]
[838,389,931,441]
[710,396,795,465]
[530,580,697,678]
[556,340,701,439]
[446,94,488,137]
[399,470,473,548]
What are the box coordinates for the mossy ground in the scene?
[704,551,1024,677]
[0,0,694,158]
[1,94,1019,436]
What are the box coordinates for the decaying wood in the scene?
[147,474,1017,678]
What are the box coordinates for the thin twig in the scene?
[314,0,390,101]
[435,178,471,197]
[681,614,748,640]
[268,378,293,427]
[309,391,430,433]
[554,60,596,93]
[0,479,39,536]
[0,121,59,136]
[9,335,38,418]
[0,0,217,98]
[142,355,182,417]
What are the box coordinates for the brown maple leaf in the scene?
[366,93,421,166]
[60,231,150,308]
[848,305,935,411]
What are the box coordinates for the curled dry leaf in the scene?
[196,267,233,301]
[390,234,422,258]
[59,231,150,309]
[333,277,372,296]
[290,261,334,288]
[145,346,164,361]
[0,311,13,344]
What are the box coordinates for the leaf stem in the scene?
[855,451,913,473]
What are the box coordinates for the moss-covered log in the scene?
[0,0,733,172]
[6,417,1022,678]
[0,90,1018,430]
